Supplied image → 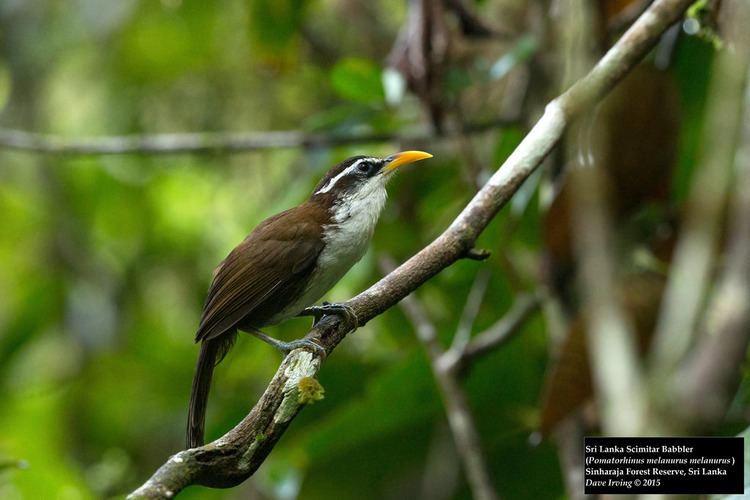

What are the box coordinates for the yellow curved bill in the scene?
[383,151,433,173]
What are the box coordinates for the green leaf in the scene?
[0,458,27,472]
[117,0,218,82]
[330,58,385,103]
[248,0,306,51]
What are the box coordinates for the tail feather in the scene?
[186,339,220,449]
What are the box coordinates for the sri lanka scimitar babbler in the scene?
[187,151,433,448]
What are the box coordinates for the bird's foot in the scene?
[249,329,326,357]
[299,302,359,330]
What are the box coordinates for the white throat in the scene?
[329,181,388,233]
[266,182,388,325]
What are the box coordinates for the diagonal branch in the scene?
[128,1,695,496]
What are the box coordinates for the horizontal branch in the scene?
[0,119,511,156]
[128,0,694,496]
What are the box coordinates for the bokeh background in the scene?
[0,0,743,499]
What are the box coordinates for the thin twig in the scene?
[450,270,491,353]
[418,424,460,500]
[0,119,513,156]
[380,256,500,500]
[446,292,541,372]
[464,248,492,261]
[129,1,696,495]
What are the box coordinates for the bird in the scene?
[187,150,433,448]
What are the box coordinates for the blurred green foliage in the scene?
[0,0,717,499]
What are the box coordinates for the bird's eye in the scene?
[357,162,370,174]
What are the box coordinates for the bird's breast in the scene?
[264,204,379,325]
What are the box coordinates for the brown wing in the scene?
[195,204,327,342]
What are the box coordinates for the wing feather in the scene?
[195,204,326,342]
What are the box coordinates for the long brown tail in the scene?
[186,339,220,449]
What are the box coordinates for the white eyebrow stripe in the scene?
[315,158,366,195]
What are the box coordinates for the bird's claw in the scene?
[276,338,327,358]
[300,302,359,330]
[247,329,326,358]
